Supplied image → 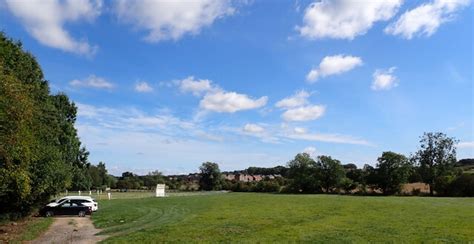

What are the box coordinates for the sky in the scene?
[1,0,473,175]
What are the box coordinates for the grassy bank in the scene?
[0,217,53,243]
[92,193,474,242]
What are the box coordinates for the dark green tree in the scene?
[318,155,345,193]
[286,153,321,193]
[375,151,412,195]
[199,162,223,191]
[413,132,458,195]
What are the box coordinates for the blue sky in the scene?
[1,0,472,175]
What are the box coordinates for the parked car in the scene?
[48,196,98,211]
[40,200,92,217]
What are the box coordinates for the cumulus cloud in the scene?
[282,105,325,122]
[200,91,268,113]
[371,67,398,91]
[306,55,363,82]
[114,0,235,42]
[298,0,402,40]
[4,0,101,56]
[243,123,265,133]
[135,81,154,92]
[178,76,216,96]
[385,0,471,39]
[70,75,114,89]
[275,90,310,109]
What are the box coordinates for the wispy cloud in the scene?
[70,75,114,89]
[385,0,471,39]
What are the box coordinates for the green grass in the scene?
[10,217,53,243]
[92,193,474,243]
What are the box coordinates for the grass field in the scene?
[92,193,474,243]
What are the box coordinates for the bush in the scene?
[445,174,474,197]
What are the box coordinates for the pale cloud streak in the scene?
[200,91,268,113]
[282,105,326,122]
[275,90,310,109]
[135,81,154,92]
[70,75,114,89]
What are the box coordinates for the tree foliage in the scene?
[318,155,345,193]
[413,132,458,195]
[0,32,90,218]
[374,151,412,195]
[199,162,223,190]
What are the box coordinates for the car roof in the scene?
[59,196,94,201]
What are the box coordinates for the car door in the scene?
[68,201,82,215]
[56,200,72,215]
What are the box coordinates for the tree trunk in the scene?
[429,184,434,196]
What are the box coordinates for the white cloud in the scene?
[385,0,471,39]
[282,105,325,122]
[70,75,114,89]
[178,76,216,96]
[294,127,307,134]
[457,141,474,148]
[302,146,317,157]
[371,67,398,91]
[135,81,154,92]
[288,131,371,145]
[275,90,310,109]
[306,55,363,82]
[200,91,268,113]
[114,0,235,42]
[298,0,402,40]
[243,123,265,133]
[4,0,101,56]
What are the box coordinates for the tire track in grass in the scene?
[99,203,191,238]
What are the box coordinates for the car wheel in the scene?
[45,211,54,217]
[78,211,86,217]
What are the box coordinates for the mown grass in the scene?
[92,193,474,243]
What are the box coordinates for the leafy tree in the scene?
[0,32,89,218]
[143,170,165,189]
[413,132,458,195]
[199,162,223,190]
[375,151,412,195]
[286,153,321,193]
[318,156,345,193]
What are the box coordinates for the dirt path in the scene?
[28,217,107,244]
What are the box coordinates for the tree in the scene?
[375,152,412,195]
[0,32,88,218]
[318,156,345,193]
[413,132,458,195]
[199,162,223,190]
[286,153,321,193]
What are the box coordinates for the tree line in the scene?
[198,132,473,197]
